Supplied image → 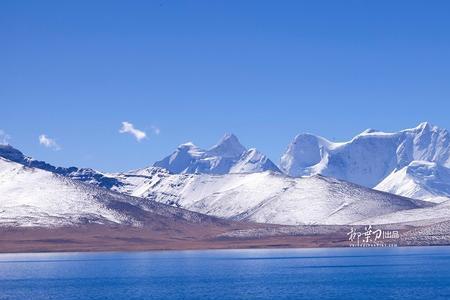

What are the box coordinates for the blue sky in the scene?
[2,0,450,172]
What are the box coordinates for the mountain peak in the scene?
[360,128,378,135]
[291,133,324,145]
[214,133,241,147]
[416,121,432,131]
[178,142,197,148]
[208,133,246,158]
[177,142,202,152]
[0,144,29,164]
[280,133,324,176]
[229,148,281,174]
[153,133,280,175]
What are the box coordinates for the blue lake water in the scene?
[0,246,449,300]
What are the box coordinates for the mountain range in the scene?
[153,133,280,174]
[1,122,450,228]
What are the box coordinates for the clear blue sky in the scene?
[2,0,450,172]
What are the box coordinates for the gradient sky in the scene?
[2,0,450,172]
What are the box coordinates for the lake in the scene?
[0,247,449,299]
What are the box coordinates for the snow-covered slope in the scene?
[355,200,450,226]
[112,170,429,225]
[110,166,170,196]
[154,134,280,174]
[229,148,280,173]
[0,158,216,227]
[375,161,450,203]
[0,144,121,189]
[280,122,450,189]
[0,157,129,227]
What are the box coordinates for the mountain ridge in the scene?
[0,144,121,189]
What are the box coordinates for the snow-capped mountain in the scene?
[280,122,450,190]
[0,144,121,189]
[375,161,450,203]
[154,133,280,174]
[2,123,450,228]
[0,157,218,227]
[112,169,430,225]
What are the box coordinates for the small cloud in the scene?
[151,125,161,135]
[119,121,147,141]
[39,134,61,150]
[0,129,11,145]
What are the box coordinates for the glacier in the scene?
[280,122,450,201]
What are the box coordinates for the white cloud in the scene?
[39,134,61,150]
[0,129,11,145]
[151,125,161,135]
[119,121,147,141]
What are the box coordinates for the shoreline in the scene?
[2,244,449,256]
[1,222,449,254]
